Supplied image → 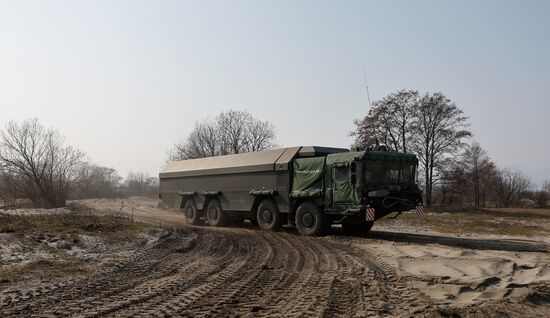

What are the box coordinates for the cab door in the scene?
[332,162,357,205]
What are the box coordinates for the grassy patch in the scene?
[0,207,149,240]
[378,212,549,237]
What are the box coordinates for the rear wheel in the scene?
[256,199,283,231]
[295,201,329,236]
[183,198,202,225]
[342,221,374,234]
[206,199,229,227]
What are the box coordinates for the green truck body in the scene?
[159,146,423,236]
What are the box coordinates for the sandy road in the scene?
[2,198,549,317]
[0,229,432,317]
[1,199,434,317]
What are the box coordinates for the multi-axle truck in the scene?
[159,146,423,236]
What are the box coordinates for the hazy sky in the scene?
[0,0,549,186]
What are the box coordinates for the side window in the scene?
[334,166,349,182]
[364,161,384,182]
[386,162,400,181]
[401,163,414,182]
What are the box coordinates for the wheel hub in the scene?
[186,207,194,219]
[261,209,273,223]
[302,212,314,228]
[209,208,218,220]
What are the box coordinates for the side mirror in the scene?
[350,162,357,185]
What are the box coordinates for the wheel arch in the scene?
[179,195,196,209]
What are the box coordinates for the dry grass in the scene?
[484,207,550,217]
[0,259,94,286]
[378,211,549,237]
[0,206,149,240]
[427,206,550,218]
[0,205,151,286]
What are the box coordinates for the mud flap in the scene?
[365,206,375,221]
[415,205,424,218]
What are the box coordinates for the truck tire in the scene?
[296,201,329,236]
[206,199,229,227]
[183,198,202,225]
[256,199,283,231]
[342,221,374,234]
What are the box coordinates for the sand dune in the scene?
[361,241,550,304]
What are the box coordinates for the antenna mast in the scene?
[362,68,379,147]
[363,68,372,108]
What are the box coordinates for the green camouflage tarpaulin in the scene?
[324,151,366,206]
[291,157,325,197]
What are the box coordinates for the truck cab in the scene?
[291,148,423,235]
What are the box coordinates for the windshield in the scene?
[363,160,416,183]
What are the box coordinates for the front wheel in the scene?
[295,201,329,236]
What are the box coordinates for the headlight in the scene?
[388,185,401,191]
[367,189,390,197]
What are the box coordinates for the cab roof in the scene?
[365,150,418,161]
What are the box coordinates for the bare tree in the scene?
[123,171,159,197]
[352,90,471,207]
[413,92,471,207]
[168,120,219,160]
[217,110,250,155]
[351,89,419,152]
[461,142,496,207]
[242,117,276,152]
[168,109,276,161]
[437,163,469,206]
[534,179,550,208]
[351,106,391,149]
[0,170,23,207]
[534,190,549,208]
[438,142,498,207]
[71,163,122,199]
[0,118,84,208]
[494,168,532,207]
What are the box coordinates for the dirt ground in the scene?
[1,198,549,317]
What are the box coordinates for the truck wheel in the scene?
[183,199,202,225]
[206,199,228,227]
[342,221,374,234]
[296,201,329,236]
[257,199,283,231]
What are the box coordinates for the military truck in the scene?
[159,146,423,236]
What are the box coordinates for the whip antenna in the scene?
[362,68,379,148]
[363,68,372,108]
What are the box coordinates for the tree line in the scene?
[0,118,157,208]
[2,96,547,210]
[169,101,548,209]
[351,89,548,208]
